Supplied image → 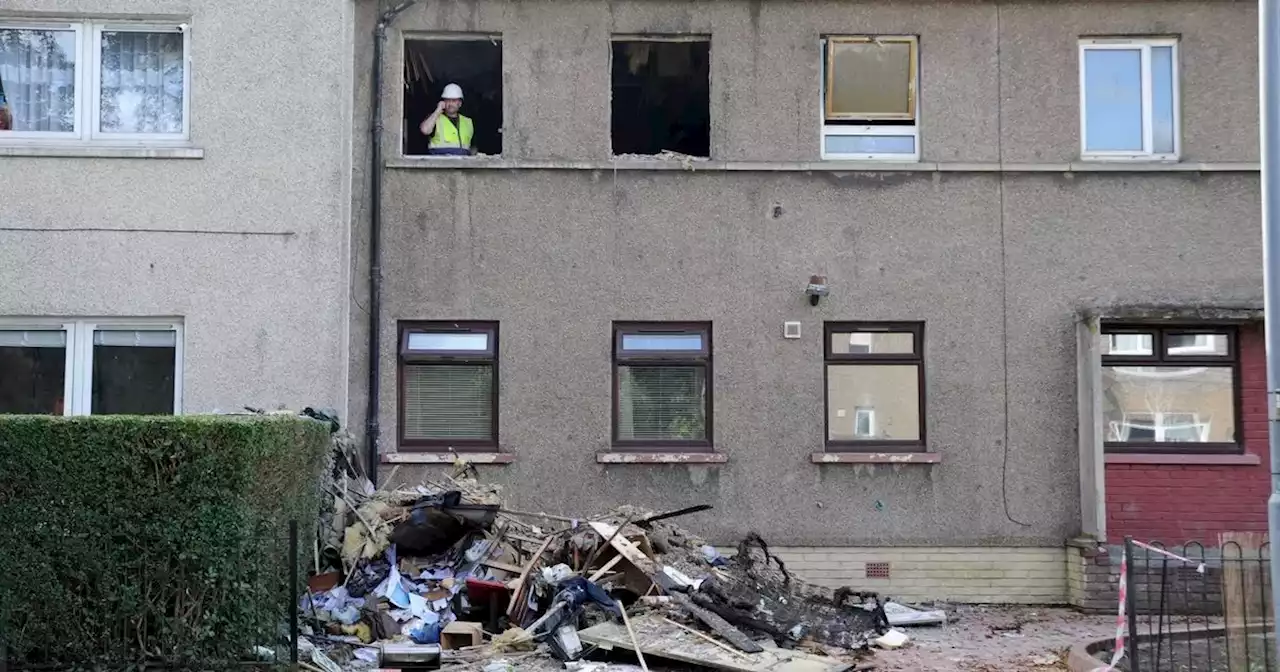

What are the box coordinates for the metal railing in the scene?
[1121,536,1275,672]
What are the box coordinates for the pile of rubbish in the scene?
[299,461,915,672]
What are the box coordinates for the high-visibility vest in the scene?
[429,115,474,150]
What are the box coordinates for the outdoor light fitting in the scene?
[806,275,829,306]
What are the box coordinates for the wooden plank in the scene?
[587,554,625,582]
[578,615,853,672]
[480,559,524,574]
[669,591,764,653]
[589,521,656,573]
[1222,531,1268,672]
[507,535,555,620]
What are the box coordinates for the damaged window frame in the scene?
[0,317,183,416]
[1100,324,1241,454]
[398,321,499,451]
[823,322,925,452]
[0,18,192,145]
[612,322,713,451]
[401,32,504,158]
[609,34,712,159]
[820,35,920,162]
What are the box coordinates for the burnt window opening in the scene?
[403,37,503,156]
[611,38,710,157]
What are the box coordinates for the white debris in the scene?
[874,629,910,650]
[883,600,948,626]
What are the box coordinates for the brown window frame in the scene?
[612,322,713,451]
[823,322,926,453]
[397,321,499,452]
[1101,324,1241,454]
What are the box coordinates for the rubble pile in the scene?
[300,463,898,671]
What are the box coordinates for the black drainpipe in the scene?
[367,0,418,486]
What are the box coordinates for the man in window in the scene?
[419,83,474,156]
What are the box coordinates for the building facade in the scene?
[0,0,1267,607]
[351,0,1266,605]
[0,0,356,417]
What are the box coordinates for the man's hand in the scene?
[436,100,446,113]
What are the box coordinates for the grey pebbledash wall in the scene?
[0,0,356,417]
[347,0,1263,548]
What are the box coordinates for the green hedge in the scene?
[0,415,330,669]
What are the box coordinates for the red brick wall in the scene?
[1104,324,1271,543]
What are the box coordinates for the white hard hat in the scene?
[441,83,463,100]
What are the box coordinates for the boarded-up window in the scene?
[825,38,916,120]
[821,36,919,160]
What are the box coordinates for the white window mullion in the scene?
[172,322,185,413]
[89,22,103,141]
[1139,44,1154,155]
[77,22,92,141]
[75,321,95,415]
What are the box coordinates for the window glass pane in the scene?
[1102,366,1235,443]
[823,134,915,155]
[1166,333,1228,356]
[0,28,77,133]
[621,333,704,352]
[1083,48,1143,152]
[617,365,706,441]
[99,31,184,134]
[827,364,920,441]
[403,364,493,440]
[854,407,875,437]
[407,332,489,352]
[0,330,66,414]
[827,40,913,118]
[1103,333,1154,355]
[830,331,914,355]
[1151,46,1175,154]
[92,331,176,414]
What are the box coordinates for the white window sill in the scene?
[1078,154,1180,164]
[0,145,204,159]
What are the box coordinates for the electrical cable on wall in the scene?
[994,0,1032,528]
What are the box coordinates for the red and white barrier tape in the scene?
[1091,542,1206,671]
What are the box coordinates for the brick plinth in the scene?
[761,546,1068,604]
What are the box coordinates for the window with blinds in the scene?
[613,323,711,449]
[398,322,497,450]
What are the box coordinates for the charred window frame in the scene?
[820,35,920,162]
[402,34,504,157]
[612,322,712,450]
[610,36,711,158]
[824,322,925,452]
[398,321,498,451]
[1101,324,1240,453]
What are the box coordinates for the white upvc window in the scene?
[820,35,920,162]
[0,19,190,145]
[1078,37,1179,161]
[0,318,183,416]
